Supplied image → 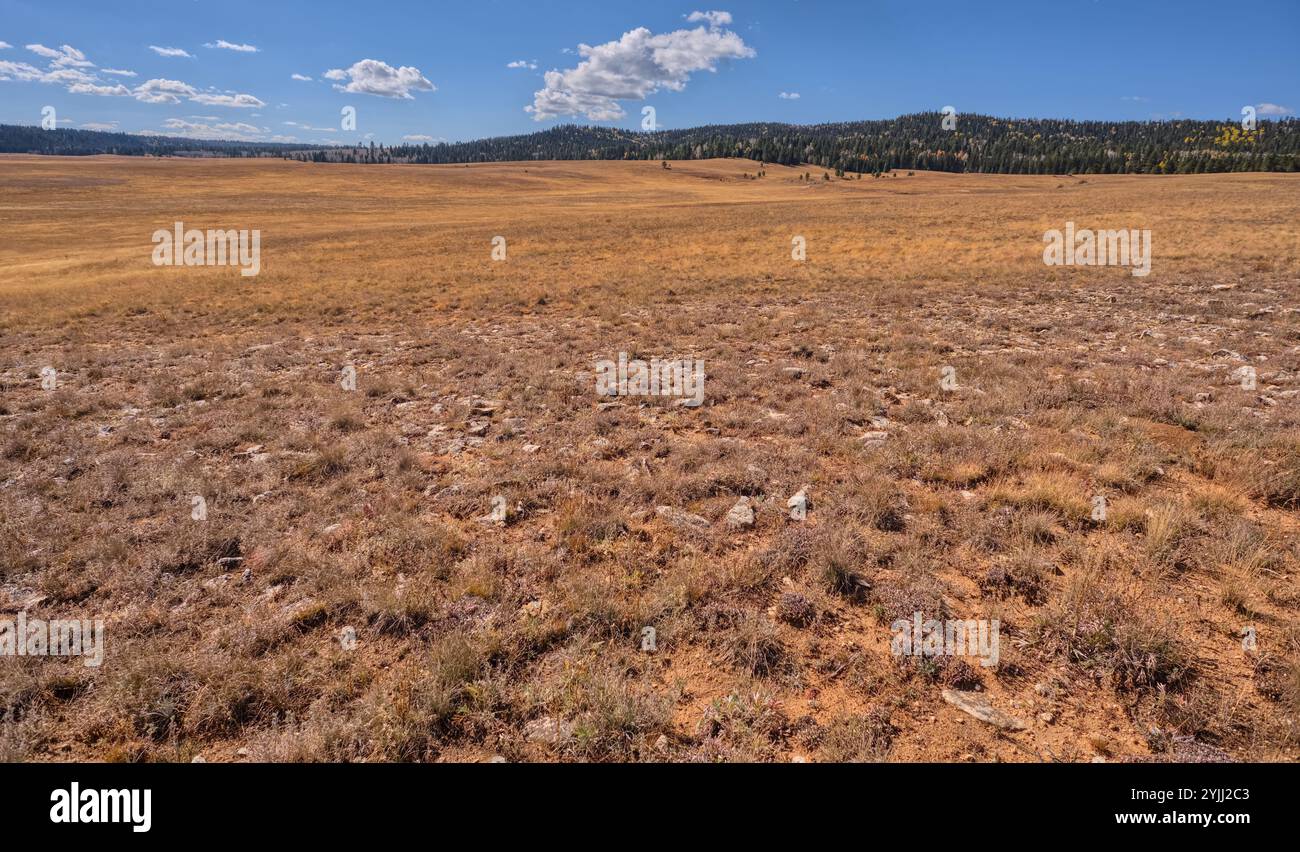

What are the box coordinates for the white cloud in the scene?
[507,60,538,70]
[41,67,96,86]
[0,59,44,81]
[27,43,94,68]
[102,68,137,77]
[80,121,119,131]
[69,81,131,96]
[291,73,313,81]
[323,59,435,99]
[160,117,264,139]
[190,91,266,108]
[778,91,800,99]
[685,11,733,28]
[149,46,192,58]
[1256,103,1293,116]
[402,134,444,142]
[127,77,263,107]
[132,78,196,103]
[204,40,259,53]
[528,18,754,121]
[0,42,11,50]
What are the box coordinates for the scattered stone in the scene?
[524,716,574,746]
[860,430,889,446]
[466,419,490,437]
[654,734,670,753]
[786,487,809,520]
[941,689,1028,731]
[656,505,709,530]
[726,497,755,529]
[522,443,541,453]
[782,366,805,379]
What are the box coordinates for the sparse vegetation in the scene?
[1,156,1297,762]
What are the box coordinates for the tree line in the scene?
[292,113,1300,173]
[5,113,1297,173]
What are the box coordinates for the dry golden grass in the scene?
[1,155,1298,762]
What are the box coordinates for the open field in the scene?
[1,155,1299,762]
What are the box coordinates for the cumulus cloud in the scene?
[125,78,264,107]
[27,43,94,67]
[149,46,192,58]
[402,134,444,142]
[507,60,538,70]
[685,11,733,28]
[190,91,266,108]
[323,59,435,99]
[0,60,47,81]
[0,42,11,50]
[132,78,196,103]
[1,42,265,110]
[158,117,265,140]
[291,73,313,81]
[1256,103,1294,116]
[42,67,96,86]
[69,81,131,96]
[204,40,259,53]
[80,121,119,131]
[778,91,800,99]
[528,15,754,121]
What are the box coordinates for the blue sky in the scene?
[1,0,1295,144]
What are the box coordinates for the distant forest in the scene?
[0,124,315,157]
[4,113,1298,173]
